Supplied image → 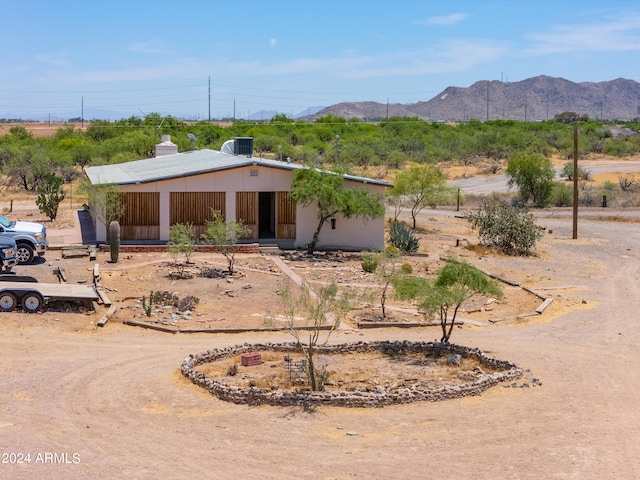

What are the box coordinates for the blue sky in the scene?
[1,0,639,121]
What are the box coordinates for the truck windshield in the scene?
[0,215,13,228]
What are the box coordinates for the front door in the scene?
[258,192,275,238]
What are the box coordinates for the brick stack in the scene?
[241,352,263,366]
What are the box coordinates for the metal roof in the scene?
[84,149,393,188]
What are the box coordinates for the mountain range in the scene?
[304,76,640,123]
[3,76,639,123]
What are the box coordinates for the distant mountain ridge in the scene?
[305,76,640,122]
[4,76,639,123]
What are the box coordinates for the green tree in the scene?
[35,173,67,221]
[3,145,51,191]
[389,164,450,228]
[505,154,555,207]
[465,198,544,255]
[393,257,502,343]
[200,210,250,274]
[290,166,385,254]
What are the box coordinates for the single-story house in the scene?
[84,136,392,251]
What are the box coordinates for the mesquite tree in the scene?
[393,257,502,343]
[291,166,385,254]
[35,173,67,221]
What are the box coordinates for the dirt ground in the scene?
[2,179,640,478]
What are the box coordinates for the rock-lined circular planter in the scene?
[181,341,523,408]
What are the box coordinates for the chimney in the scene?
[155,135,178,157]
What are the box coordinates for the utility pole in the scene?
[546,93,549,120]
[208,76,211,123]
[572,121,579,239]
[81,96,84,129]
[486,81,489,121]
[334,135,340,166]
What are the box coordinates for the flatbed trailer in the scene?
[0,281,99,312]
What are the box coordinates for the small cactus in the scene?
[401,262,413,274]
[109,220,121,263]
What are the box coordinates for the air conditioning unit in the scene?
[234,137,253,156]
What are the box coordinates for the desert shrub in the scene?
[549,181,573,207]
[389,221,419,253]
[601,180,618,192]
[618,173,637,192]
[560,161,591,181]
[140,291,199,312]
[168,222,197,263]
[401,262,413,274]
[177,295,199,312]
[579,185,598,207]
[465,199,543,256]
[152,291,179,306]
[226,363,239,376]
[361,251,379,273]
[580,168,592,181]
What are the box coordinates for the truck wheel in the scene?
[16,243,34,264]
[0,292,18,312]
[21,292,43,312]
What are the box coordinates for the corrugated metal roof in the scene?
[84,149,393,188]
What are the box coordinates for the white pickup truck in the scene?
[0,214,48,264]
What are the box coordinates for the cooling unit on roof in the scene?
[234,137,253,156]
[220,137,253,157]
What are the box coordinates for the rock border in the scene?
[181,341,523,408]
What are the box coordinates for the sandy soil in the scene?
[1,209,639,479]
[2,176,640,478]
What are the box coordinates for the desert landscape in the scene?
[2,174,640,479]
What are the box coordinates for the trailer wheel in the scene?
[21,292,43,313]
[0,292,18,312]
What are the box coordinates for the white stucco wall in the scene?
[294,183,387,251]
[94,166,387,251]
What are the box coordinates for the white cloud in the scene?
[128,39,173,55]
[269,38,277,48]
[416,13,469,26]
[35,52,71,68]
[526,13,640,55]
[30,36,506,88]
[340,40,507,78]
[213,39,506,79]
